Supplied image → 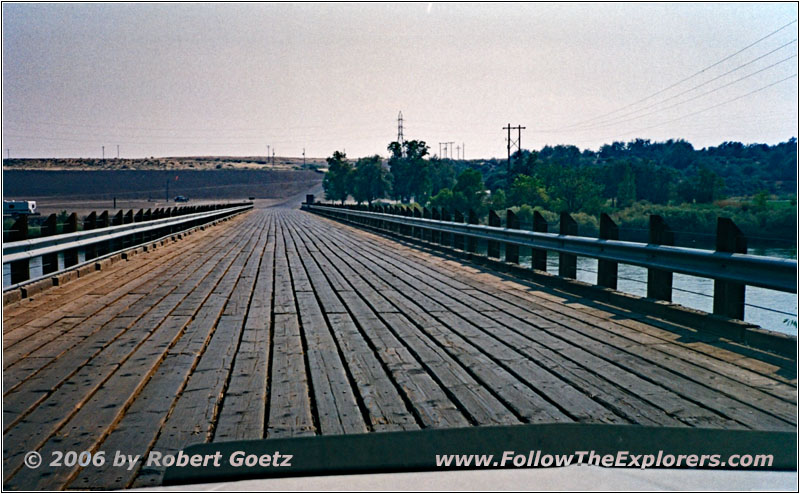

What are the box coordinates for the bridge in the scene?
[2,200,797,489]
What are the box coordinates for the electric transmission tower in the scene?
[397,111,405,157]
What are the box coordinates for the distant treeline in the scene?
[322,137,797,246]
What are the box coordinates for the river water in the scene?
[518,247,797,336]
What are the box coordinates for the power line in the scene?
[604,73,797,141]
[553,19,798,131]
[568,53,797,132]
[565,40,797,132]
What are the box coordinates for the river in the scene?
[528,247,797,336]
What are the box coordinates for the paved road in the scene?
[2,206,796,489]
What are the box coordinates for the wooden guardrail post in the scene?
[41,214,59,274]
[487,210,501,259]
[441,209,452,247]
[423,208,432,242]
[98,211,110,256]
[9,215,29,284]
[506,209,519,264]
[454,211,465,251]
[559,212,577,279]
[532,211,548,272]
[713,217,747,319]
[597,213,619,289]
[404,206,413,237]
[143,209,153,241]
[647,215,674,301]
[134,209,144,245]
[63,213,79,268]
[431,208,442,244]
[84,212,98,261]
[413,207,422,239]
[467,210,479,254]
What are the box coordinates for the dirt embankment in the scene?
[2,156,327,171]
[4,168,322,209]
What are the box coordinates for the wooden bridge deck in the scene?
[2,207,796,490]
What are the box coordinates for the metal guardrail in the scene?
[305,203,797,321]
[3,204,252,290]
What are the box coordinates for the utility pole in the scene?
[302,148,306,166]
[456,145,461,160]
[502,124,525,176]
[272,149,275,166]
[447,141,455,160]
[439,142,445,159]
[102,145,105,160]
[267,145,270,160]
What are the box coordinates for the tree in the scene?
[388,139,431,203]
[453,168,486,214]
[617,164,636,208]
[352,155,390,206]
[489,189,506,211]
[322,151,352,203]
[544,165,603,213]
[508,174,548,208]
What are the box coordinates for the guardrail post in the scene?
[506,210,519,264]
[143,209,152,241]
[84,212,98,260]
[431,208,441,244]
[42,214,59,274]
[467,210,478,254]
[134,209,144,246]
[559,212,577,279]
[9,215,29,284]
[423,208,433,242]
[532,211,548,272]
[413,207,423,239]
[487,210,501,259]
[97,211,110,256]
[400,207,409,236]
[63,213,79,268]
[647,215,674,301]
[441,209,452,247]
[454,211,465,251]
[713,217,747,319]
[597,213,619,289]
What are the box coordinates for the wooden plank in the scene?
[74,212,269,489]
[266,312,315,437]
[328,220,792,418]
[4,216,262,488]
[300,215,780,428]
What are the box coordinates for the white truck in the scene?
[3,200,37,216]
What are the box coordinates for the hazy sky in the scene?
[2,2,798,159]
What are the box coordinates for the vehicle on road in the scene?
[3,200,37,216]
